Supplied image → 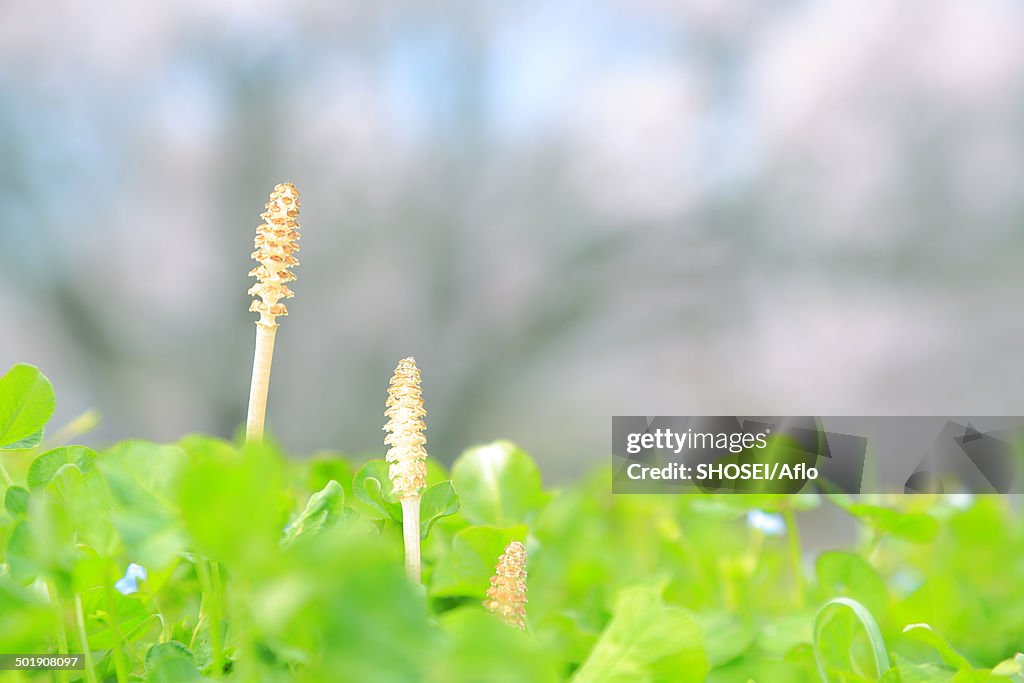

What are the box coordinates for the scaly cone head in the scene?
[249,182,300,327]
[384,357,428,499]
[483,541,528,630]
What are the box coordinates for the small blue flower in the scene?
[891,568,924,595]
[114,563,148,596]
[946,493,974,510]
[747,509,786,536]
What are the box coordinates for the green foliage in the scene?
[4,484,30,516]
[572,586,708,683]
[814,598,890,682]
[992,654,1024,682]
[27,445,97,490]
[0,577,58,651]
[281,480,345,547]
[146,641,209,682]
[816,552,888,619]
[350,460,461,543]
[419,480,460,539]
[2,366,1024,682]
[0,363,55,450]
[353,459,402,521]
[178,438,285,568]
[452,440,549,525]
[436,608,560,682]
[843,503,940,543]
[900,624,974,674]
[431,525,528,597]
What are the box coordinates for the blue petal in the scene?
[946,493,974,510]
[115,577,139,596]
[747,509,786,536]
[126,563,148,582]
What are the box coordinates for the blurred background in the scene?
[2,0,1024,482]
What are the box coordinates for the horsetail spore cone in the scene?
[245,182,301,442]
[483,541,528,630]
[384,357,428,582]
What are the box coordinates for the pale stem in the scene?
[401,496,422,583]
[103,582,129,683]
[47,581,70,683]
[74,594,99,683]
[245,324,278,442]
[43,409,101,449]
[783,506,805,608]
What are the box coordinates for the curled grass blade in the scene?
[814,597,890,683]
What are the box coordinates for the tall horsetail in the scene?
[245,182,301,442]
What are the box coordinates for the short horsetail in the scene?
[384,357,429,582]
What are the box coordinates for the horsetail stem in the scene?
[245,182,301,442]
[483,541,528,630]
[383,357,428,582]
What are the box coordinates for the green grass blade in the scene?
[814,597,890,683]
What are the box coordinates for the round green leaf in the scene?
[3,485,30,517]
[0,364,55,450]
[352,459,403,522]
[419,480,460,539]
[178,440,283,567]
[451,441,548,526]
[146,643,207,682]
[27,446,97,491]
[281,480,346,547]
[574,586,709,683]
